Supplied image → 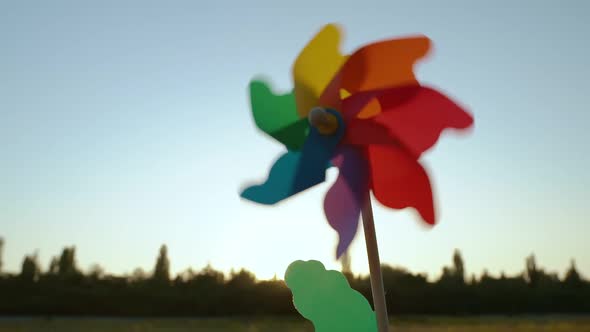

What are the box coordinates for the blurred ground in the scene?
[1,316,590,332]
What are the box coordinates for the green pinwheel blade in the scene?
[249,79,309,150]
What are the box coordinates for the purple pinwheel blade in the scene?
[324,146,369,258]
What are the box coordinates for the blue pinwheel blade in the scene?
[240,151,313,204]
[241,109,345,205]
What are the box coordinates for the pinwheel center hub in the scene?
[308,107,340,135]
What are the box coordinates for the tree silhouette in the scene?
[453,249,465,284]
[48,256,59,275]
[20,251,41,282]
[152,244,170,284]
[131,267,147,282]
[438,249,466,285]
[228,268,256,288]
[0,243,588,316]
[88,263,105,280]
[440,266,453,280]
[564,259,583,288]
[58,246,79,278]
[525,254,539,287]
[196,263,225,285]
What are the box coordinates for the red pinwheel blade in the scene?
[344,85,473,158]
[368,144,435,224]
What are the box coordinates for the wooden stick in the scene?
[361,196,390,332]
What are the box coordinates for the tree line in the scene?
[0,237,588,316]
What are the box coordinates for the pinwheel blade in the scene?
[341,36,430,94]
[344,85,474,158]
[249,79,309,150]
[240,151,316,205]
[241,110,345,205]
[292,24,347,118]
[368,144,435,224]
[324,146,369,258]
[320,36,430,117]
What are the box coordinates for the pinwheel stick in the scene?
[362,197,390,332]
[309,107,389,331]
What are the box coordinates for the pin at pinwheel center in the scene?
[308,107,340,136]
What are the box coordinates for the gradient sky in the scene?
[1,0,589,281]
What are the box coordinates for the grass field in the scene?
[1,316,590,332]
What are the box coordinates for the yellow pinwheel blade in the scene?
[292,24,348,118]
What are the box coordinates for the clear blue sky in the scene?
[1,0,588,280]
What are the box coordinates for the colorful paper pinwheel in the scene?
[240,24,473,258]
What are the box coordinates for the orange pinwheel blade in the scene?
[342,36,431,94]
[320,36,431,118]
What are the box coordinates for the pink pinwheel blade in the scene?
[324,146,369,258]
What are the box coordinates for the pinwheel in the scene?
[239,23,473,332]
[241,23,473,256]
